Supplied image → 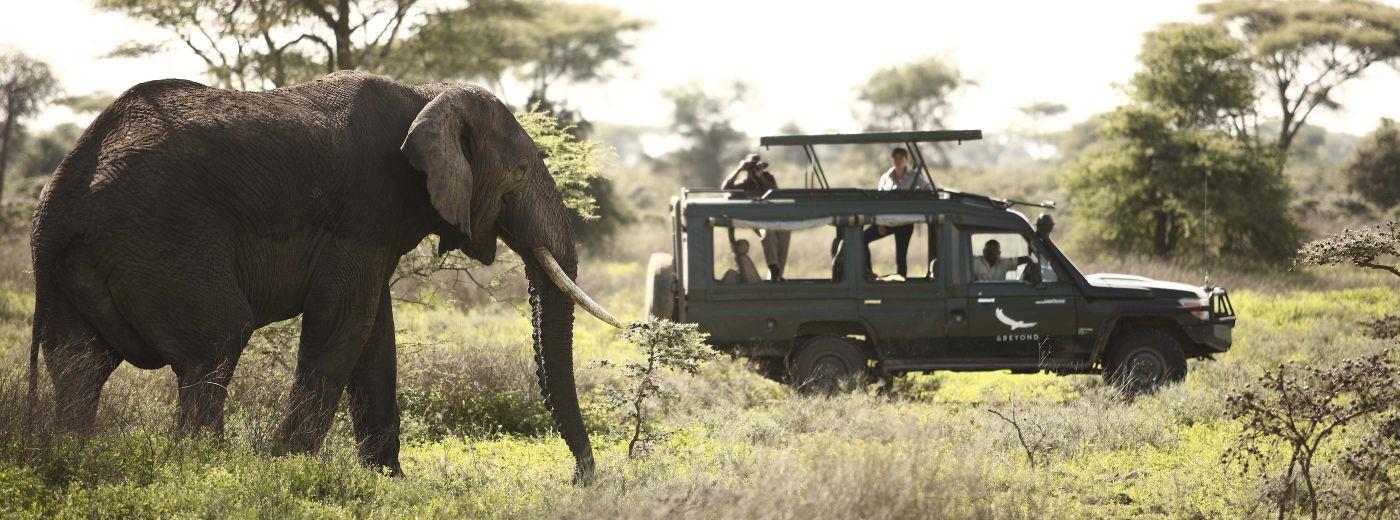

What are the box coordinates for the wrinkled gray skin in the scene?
[28,71,593,479]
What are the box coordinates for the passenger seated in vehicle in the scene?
[719,239,763,284]
[973,240,1032,282]
[721,154,789,280]
[862,147,930,278]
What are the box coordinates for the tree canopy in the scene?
[1202,0,1400,151]
[98,0,647,101]
[660,80,751,187]
[858,55,974,167]
[1065,23,1301,261]
[0,50,60,201]
[1345,118,1400,209]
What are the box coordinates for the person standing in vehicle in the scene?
[862,147,931,278]
[721,154,789,280]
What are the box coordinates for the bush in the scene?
[1346,119,1400,209]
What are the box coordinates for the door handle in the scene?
[977,298,995,303]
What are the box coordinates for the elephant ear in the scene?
[401,88,476,238]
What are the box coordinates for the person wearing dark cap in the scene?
[721,154,778,195]
[720,154,788,280]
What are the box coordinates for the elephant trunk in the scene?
[525,247,595,484]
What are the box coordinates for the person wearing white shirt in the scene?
[973,239,1032,282]
[862,147,931,278]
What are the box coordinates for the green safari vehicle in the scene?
[644,130,1236,394]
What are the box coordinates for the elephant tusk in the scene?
[533,248,624,329]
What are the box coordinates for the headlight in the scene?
[1179,296,1209,320]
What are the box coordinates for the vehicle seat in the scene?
[732,239,762,283]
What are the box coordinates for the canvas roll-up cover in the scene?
[730,217,832,231]
[726,214,931,230]
[870,214,930,226]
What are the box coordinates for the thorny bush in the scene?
[1224,349,1400,520]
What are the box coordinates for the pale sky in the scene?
[4,0,1399,138]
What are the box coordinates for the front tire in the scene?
[790,336,871,394]
[1103,328,1187,395]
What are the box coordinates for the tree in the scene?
[1067,106,1298,259]
[1130,23,1256,134]
[1345,118,1400,209]
[98,0,537,89]
[516,1,647,106]
[660,80,751,187]
[1018,101,1067,158]
[858,55,974,167]
[0,51,59,201]
[12,124,82,181]
[1202,0,1400,151]
[1066,23,1301,261]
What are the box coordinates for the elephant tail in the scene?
[27,256,47,434]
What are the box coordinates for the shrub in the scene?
[1224,350,1400,519]
[594,319,714,458]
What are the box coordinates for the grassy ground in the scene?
[0,250,1396,518]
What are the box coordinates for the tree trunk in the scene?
[0,101,18,201]
[333,0,354,70]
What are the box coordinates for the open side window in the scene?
[965,230,1060,285]
[861,214,939,283]
[710,219,846,284]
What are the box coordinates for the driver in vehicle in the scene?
[973,239,1032,282]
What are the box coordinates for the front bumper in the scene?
[1188,322,1234,351]
[1189,288,1236,352]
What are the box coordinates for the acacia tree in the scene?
[661,80,751,187]
[1017,101,1067,157]
[1202,0,1400,152]
[0,51,59,201]
[858,55,974,167]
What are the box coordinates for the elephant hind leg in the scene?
[346,284,401,475]
[173,347,246,434]
[40,298,122,434]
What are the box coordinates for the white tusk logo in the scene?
[995,308,1037,330]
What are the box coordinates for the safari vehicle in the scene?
[644,130,1236,394]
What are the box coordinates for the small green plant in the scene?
[595,319,714,459]
[1224,350,1400,520]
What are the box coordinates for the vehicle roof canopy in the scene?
[758,130,983,147]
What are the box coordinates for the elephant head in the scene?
[400,85,620,481]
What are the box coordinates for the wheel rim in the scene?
[1120,348,1167,391]
[807,354,853,390]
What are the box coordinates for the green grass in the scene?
[0,263,1395,518]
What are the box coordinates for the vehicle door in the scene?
[948,227,1078,359]
[855,214,946,361]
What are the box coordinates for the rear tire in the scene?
[645,253,676,321]
[1103,328,1187,396]
[790,336,871,394]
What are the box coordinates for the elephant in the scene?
[27,70,621,480]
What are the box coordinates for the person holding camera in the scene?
[720,154,788,280]
[721,154,778,194]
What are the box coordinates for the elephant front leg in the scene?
[274,276,383,456]
[346,284,402,475]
